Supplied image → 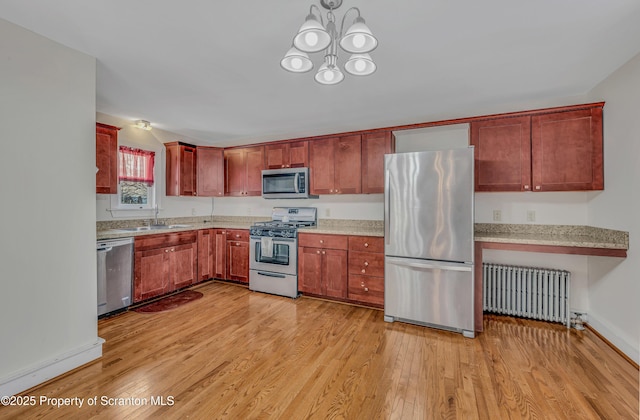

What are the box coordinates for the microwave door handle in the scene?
[294,172,300,193]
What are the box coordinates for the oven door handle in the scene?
[257,271,287,278]
[250,237,296,243]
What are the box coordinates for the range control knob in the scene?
[282,230,292,238]
[268,230,275,237]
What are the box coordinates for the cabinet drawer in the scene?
[348,274,384,306]
[134,231,197,251]
[348,251,384,277]
[348,236,384,253]
[226,229,249,242]
[298,233,348,250]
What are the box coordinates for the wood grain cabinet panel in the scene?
[361,131,395,194]
[225,146,264,196]
[134,232,197,302]
[531,107,603,191]
[197,147,224,197]
[298,233,348,298]
[309,135,361,195]
[470,116,532,192]
[470,104,604,193]
[298,246,323,295]
[224,229,249,283]
[347,235,385,307]
[226,240,249,283]
[198,229,214,281]
[265,141,308,169]
[165,142,197,196]
[347,274,384,306]
[96,123,119,194]
[213,229,227,279]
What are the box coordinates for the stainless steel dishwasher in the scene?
[97,237,133,317]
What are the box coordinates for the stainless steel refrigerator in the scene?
[384,147,475,338]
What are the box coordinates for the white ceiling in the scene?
[1,0,639,146]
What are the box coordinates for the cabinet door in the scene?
[214,229,227,279]
[531,107,603,191]
[166,143,197,196]
[225,149,246,196]
[227,241,249,282]
[265,143,289,169]
[181,146,197,196]
[309,138,336,194]
[171,242,198,290]
[288,141,309,168]
[198,229,213,281]
[323,249,348,298]
[334,135,362,194]
[197,147,224,197]
[298,246,323,295]
[244,146,265,196]
[134,248,170,302]
[96,123,118,194]
[362,132,395,194]
[470,116,532,192]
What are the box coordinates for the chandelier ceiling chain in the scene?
[281,0,378,85]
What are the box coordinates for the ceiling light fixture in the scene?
[281,0,377,85]
[135,120,152,130]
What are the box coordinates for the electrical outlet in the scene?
[527,210,536,222]
[191,208,196,216]
[492,210,502,222]
[325,208,331,217]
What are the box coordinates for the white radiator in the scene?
[483,263,571,328]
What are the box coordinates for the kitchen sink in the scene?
[116,224,192,232]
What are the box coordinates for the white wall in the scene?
[586,53,640,363]
[0,18,101,395]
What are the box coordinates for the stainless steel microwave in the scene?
[262,167,318,199]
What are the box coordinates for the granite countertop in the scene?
[97,218,628,251]
[96,216,266,240]
[475,223,629,250]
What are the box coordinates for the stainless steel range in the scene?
[249,207,317,298]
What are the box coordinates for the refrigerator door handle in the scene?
[386,257,472,272]
[384,169,390,244]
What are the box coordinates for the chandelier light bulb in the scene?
[352,33,366,49]
[291,57,303,70]
[305,32,319,47]
[324,71,335,82]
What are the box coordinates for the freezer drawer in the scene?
[384,256,474,337]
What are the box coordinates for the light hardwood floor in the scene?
[2,281,638,419]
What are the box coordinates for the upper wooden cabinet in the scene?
[361,131,396,194]
[265,140,309,169]
[224,146,264,196]
[470,104,604,192]
[470,116,532,192]
[96,123,119,194]
[531,107,603,191]
[309,135,362,195]
[197,146,224,197]
[165,142,197,196]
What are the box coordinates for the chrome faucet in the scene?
[154,204,162,226]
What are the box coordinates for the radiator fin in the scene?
[483,263,571,328]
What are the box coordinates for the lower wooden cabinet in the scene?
[298,233,349,299]
[226,229,249,283]
[198,229,214,281]
[213,229,227,279]
[134,232,197,302]
[347,236,385,307]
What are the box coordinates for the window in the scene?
[117,146,156,209]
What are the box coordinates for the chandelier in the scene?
[281,0,378,85]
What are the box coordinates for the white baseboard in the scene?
[587,315,639,365]
[0,338,105,397]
